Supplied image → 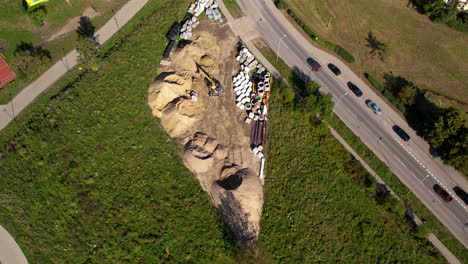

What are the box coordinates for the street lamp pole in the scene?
[276,34,287,61]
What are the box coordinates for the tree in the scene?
[303,81,333,118]
[11,42,51,79]
[398,85,418,106]
[28,6,47,27]
[426,107,464,149]
[75,37,100,71]
[365,31,388,61]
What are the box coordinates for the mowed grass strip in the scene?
[284,0,468,107]
[223,0,244,19]
[0,0,237,263]
[260,82,444,263]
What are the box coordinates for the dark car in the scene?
[392,125,410,141]
[453,186,468,205]
[347,82,363,97]
[433,184,452,202]
[307,57,322,71]
[327,63,341,75]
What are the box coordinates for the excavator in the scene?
[196,63,223,97]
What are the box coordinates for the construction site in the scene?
[148,0,270,246]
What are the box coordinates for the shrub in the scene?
[28,6,47,27]
[447,19,468,33]
[364,72,384,92]
[397,103,407,113]
[383,89,399,105]
[275,0,289,9]
[287,9,318,39]
[317,39,355,63]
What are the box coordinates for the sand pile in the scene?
[148,26,263,247]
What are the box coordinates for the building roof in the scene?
[0,57,16,88]
[25,0,48,8]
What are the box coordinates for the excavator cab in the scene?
[196,63,223,97]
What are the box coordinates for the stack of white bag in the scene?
[180,17,200,40]
[188,0,223,22]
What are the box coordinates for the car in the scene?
[392,125,410,141]
[327,63,341,75]
[365,99,382,115]
[453,186,468,205]
[347,82,363,97]
[307,57,322,71]
[433,184,452,202]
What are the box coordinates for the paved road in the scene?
[0,0,149,262]
[233,0,468,248]
[0,0,150,132]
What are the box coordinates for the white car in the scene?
[365,99,382,115]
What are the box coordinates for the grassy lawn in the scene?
[284,0,468,110]
[325,114,468,261]
[0,0,238,262]
[0,0,129,104]
[252,35,467,262]
[223,0,244,19]
[260,81,444,263]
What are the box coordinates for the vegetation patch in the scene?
[224,0,244,19]
[326,114,468,261]
[0,0,237,262]
[285,9,355,63]
[260,80,444,263]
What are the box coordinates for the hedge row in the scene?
[365,73,407,113]
[364,72,384,92]
[287,9,318,39]
[275,0,289,9]
[286,9,355,63]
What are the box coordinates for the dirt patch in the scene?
[148,21,263,246]
[46,7,100,42]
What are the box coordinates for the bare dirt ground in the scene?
[46,7,100,42]
[148,21,263,246]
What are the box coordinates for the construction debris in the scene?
[188,0,223,23]
[231,43,270,168]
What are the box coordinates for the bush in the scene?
[275,0,289,9]
[28,6,47,27]
[287,9,318,39]
[383,89,399,105]
[447,19,468,33]
[397,103,407,113]
[336,46,355,63]
[364,72,384,92]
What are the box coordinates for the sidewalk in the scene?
[0,225,28,264]
[0,0,150,132]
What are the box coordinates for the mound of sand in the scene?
[183,132,227,174]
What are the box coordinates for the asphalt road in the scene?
[235,0,468,247]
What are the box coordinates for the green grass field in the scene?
[0,0,128,104]
[259,81,445,263]
[0,0,238,262]
[284,0,468,110]
[223,0,244,19]
[252,36,467,262]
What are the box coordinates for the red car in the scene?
[433,184,452,202]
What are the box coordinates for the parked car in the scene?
[392,125,410,141]
[347,82,363,97]
[307,57,322,71]
[453,186,468,205]
[365,99,382,115]
[433,184,452,202]
[327,63,341,75]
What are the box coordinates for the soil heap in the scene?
[148,24,263,246]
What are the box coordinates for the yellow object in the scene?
[25,0,48,8]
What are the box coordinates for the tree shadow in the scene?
[76,16,95,38]
[217,191,257,247]
[14,41,51,59]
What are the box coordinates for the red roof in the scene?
[0,57,16,88]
